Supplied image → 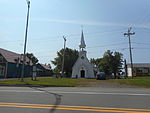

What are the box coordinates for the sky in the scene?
[0,0,150,67]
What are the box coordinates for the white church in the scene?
[71,30,95,78]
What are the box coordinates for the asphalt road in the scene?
[0,86,150,113]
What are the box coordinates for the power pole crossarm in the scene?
[124,27,135,78]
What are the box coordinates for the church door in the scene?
[80,70,85,78]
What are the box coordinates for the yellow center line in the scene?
[0,102,150,112]
[0,104,147,113]
[60,105,150,112]
[0,102,149,113]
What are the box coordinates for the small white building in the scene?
[127,63,150,76]
[72,30,95,78]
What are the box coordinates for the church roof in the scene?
[79,30,86,49]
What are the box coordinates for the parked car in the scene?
[96,72,107,80]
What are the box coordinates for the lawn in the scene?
[0,76,150,87]
[0,77,97,87]
[108,76,150,88]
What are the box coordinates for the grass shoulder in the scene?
[0,76,150,87]
[107,76,150,88]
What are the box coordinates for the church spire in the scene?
[79,30,86,50]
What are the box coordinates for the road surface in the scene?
[0,86,150,113]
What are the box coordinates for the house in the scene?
[71,30,95,78]
[127,63,150,76]
[36,63,53,77]
[0,48,33,78]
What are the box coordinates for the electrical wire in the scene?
[0,28,126,44]
[134,2,150,26]
[87,42,128,48]
[132,42,150,45]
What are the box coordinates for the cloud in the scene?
[31,18,150,29]
[1,16,150,29]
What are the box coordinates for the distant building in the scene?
[36,63,53,77]
[72,30,95,78]
[127,63,150,76]
[0,48,33,78]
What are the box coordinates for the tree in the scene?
[112,51,123,77]
[90,50,123,78]
[101,50,123,78]
[26,53,38,65]
[26,53,39,80]
[90,58,100,69]
[51,48,79,77]
[90,58,102,74]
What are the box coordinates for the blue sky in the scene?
[0,0,150,67]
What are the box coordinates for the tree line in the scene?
[51,48,123,78]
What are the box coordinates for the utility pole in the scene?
[124,59,128,78]
[124,27,135,78]
[61,36,66,78]
[21,0,30,82]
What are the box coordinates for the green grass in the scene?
[107,76,150,88]
[0,77,97,87]
[0,76,150,87]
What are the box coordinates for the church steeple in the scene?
[79,30,86,50]
[72,29,95,79]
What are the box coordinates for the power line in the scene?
[132,42,150,45]
[133,47,150,50]
[0,28,126,44]
[87,42,128,48]
[67,28,126,37]
[135,3,150,25]
[3,40,150,48]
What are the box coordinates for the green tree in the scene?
[26,53,39,65]
[112,51,123,77]
[90,58,102,74]
[101,50,123,78]
[51,48,79,77]
[26,53,39,80]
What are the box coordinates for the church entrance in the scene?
[80,70,85,78]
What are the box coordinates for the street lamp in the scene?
[21,0,30,82]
